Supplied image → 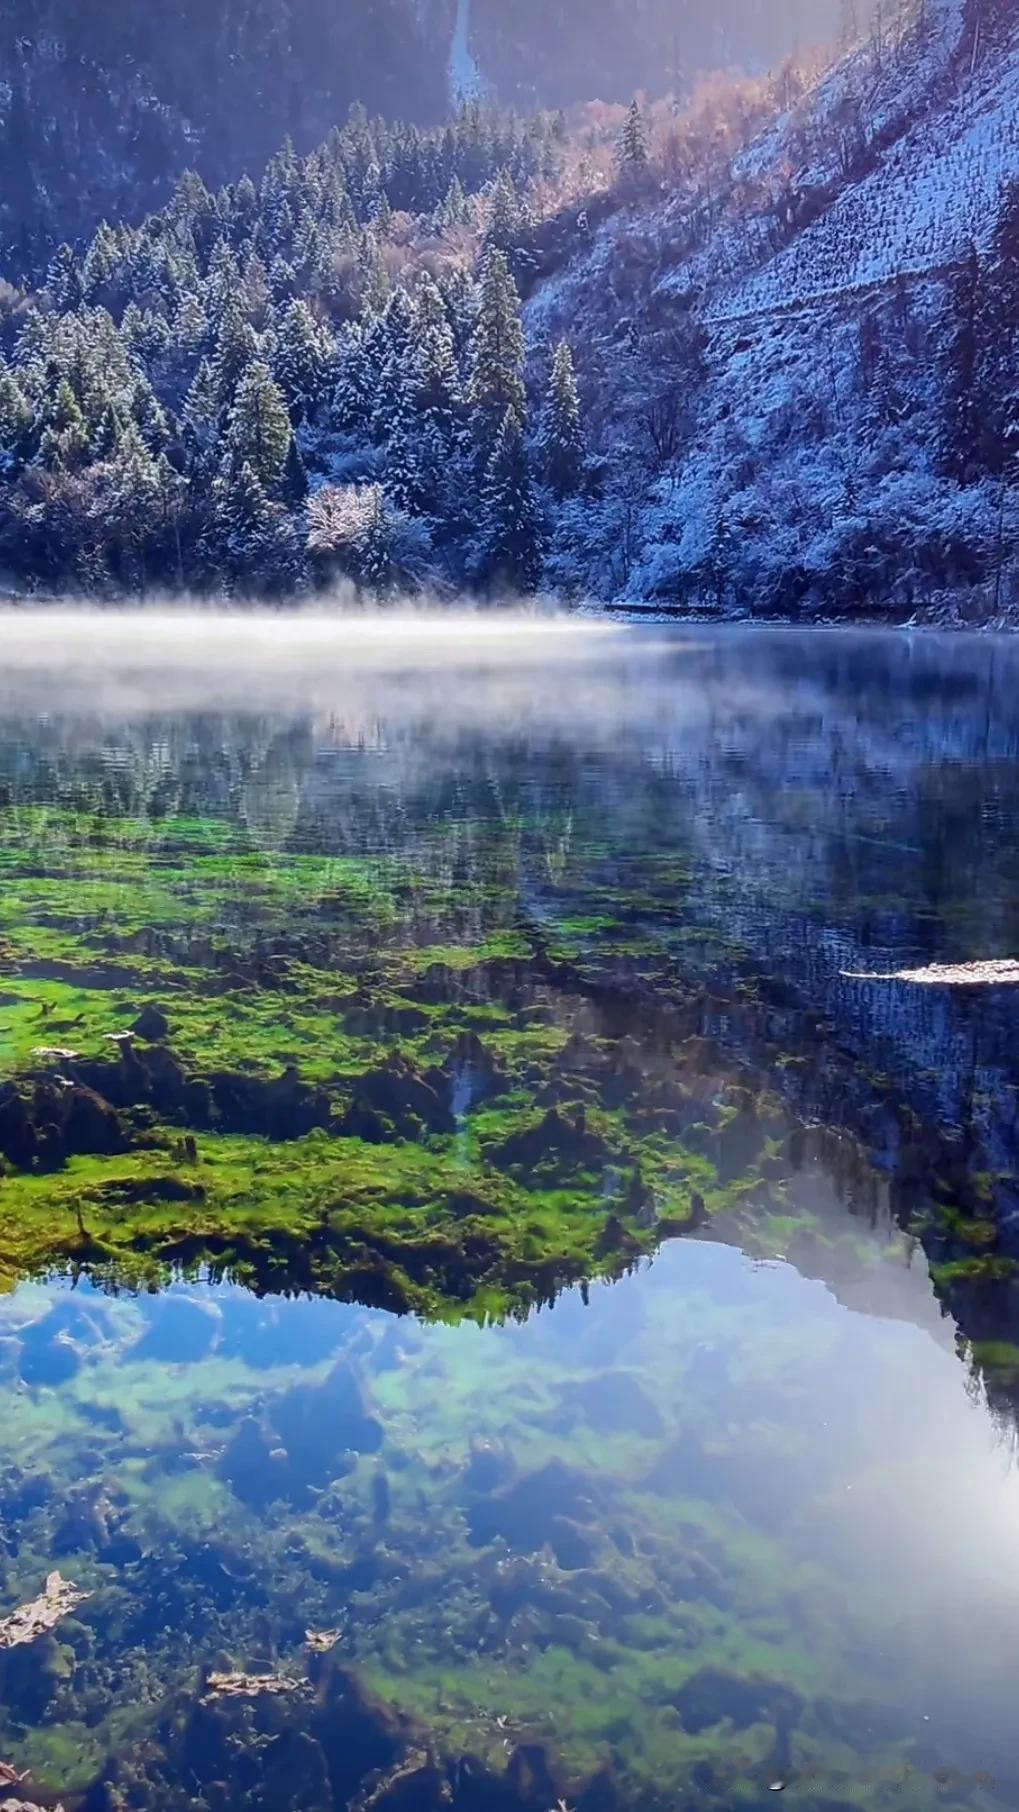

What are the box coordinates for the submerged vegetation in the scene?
[0,793,775,1317]
[3,628,1019,1812]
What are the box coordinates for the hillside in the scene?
[0,0,1016,613]
[0,0,863,276]
[531,0,1019,615]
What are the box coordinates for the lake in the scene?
[1,614,1018,1812]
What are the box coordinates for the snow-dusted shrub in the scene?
[306,483,433,591]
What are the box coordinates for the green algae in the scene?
[0,781,810,1322]
[0,1241,1004,1812]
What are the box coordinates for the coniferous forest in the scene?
[0,0,1016,612]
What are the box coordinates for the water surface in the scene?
[1,618,1018,1812]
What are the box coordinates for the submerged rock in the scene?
[467,1459,598,1553]
[17,1299,110,1388]
[674,1666,802,1734]
[351,1751,447,1812]
[131,1004,171,1041]
[218,1416,290,1510]
[563,1370,663,1438]
[340,1053,455,1143]
[273,1358,383,1493]
[489,1107,615,1177]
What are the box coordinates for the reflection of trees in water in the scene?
[2,644,1019,1402]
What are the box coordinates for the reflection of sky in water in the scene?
[5,1232,1019,1803]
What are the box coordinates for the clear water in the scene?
[1,617,1018,1812]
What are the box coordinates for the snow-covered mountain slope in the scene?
[710,0,1019,314]
[530,0,1019,615]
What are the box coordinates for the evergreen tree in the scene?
[210,299,259,414]
[82,222,119,304]
[541,341,583,496]
[436,176,470,230]
[225,359,292,489]
[360,483,396,587]
[272,299,326,423]
[183,357,220,450]
[39,377,90,468]
[281,434,310,505]
[385,406,425,514]
[45,242,84,313]
[332,326,374,435]
[617,100,649,182]
[132,377,170,454]
[476,408,542,591]
[982,178,1019,471]
[220,458,272,558]
[484,169,523,258]
[0,361,30,458]
[93,400,126,462]
[414,276,460,443]
[468,250,527,464]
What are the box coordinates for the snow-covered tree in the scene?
[541,341,583,496]
[210,300,259,414]
[224,359,292,489]
[272,298,326,423]
[468,250,526,463]
[617,101,649,182]
[475,408,542,592]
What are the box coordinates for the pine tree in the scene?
[468,250,526,465]
[617,101,649,183]
[281,435,310,505]
[357,485,407,590]
[332,326,374,436]
[173,292,210,363]
[476,408,542,592]
[414,276,460,443]
[0,360,30,457]
[220,458,272,557]
[982,178,1019,471]
[541,341,583,496]
[272,299,326,423]
[82,222,119,304]
[39,378,90,469]
[436,176,470,230]
[385,406,425,514]
[45,243,84,314]
[93,400,126,462]
[225,360,292,489]
[183,357,220,450]
[132,377,170,454]
[210,300,258,414]
[484,169,523,258]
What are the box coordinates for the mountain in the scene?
[0,0,1015,615]
[532,0,1019,615]
[0,0,863,275]
[468,0,867,108]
